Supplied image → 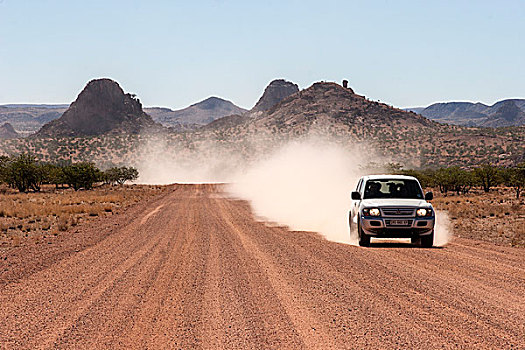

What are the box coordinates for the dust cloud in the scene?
[228,140,365,244]
[434,210,453,246]
[135,135,452,247]
[135,136,245,184]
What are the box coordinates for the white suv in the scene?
[350,175,435,247]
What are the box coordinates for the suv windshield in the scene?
[363,179,423,199]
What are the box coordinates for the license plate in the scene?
[389,220,409,226]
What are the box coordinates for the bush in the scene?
[103,166,139,185]
[0,154,140,192]
[62,162,102,191]
[502,163,525,199]
[473,164,501,193]
[4,154,44,192]
[0,155,10,184]
[41,163,68,189]
[432,167,474,195]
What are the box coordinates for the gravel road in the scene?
[1,184,523,349]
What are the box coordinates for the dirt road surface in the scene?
[1,184,523,349]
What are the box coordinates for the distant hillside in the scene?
[415,99,525,127]
[145,97,246,128]
[0,104,67,135]
[0,123,20,139]
[36,79,158,137]
[481,100,525,127]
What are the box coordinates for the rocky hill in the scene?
[254,82,433,130]
[415,99,525,127]
[36,79,157,137]
[0,123,19,139]
[145,97,246,128]
[201,82,525,168]
[250,79,299,113]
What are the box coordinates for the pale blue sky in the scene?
[0,0,524,109]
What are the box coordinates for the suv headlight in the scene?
[416,208,433,217]
[363,208,381,216]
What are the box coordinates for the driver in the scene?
[368,182,381,198]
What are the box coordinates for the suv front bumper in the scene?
[361,216,434,237]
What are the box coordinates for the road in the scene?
[0,184,523,349]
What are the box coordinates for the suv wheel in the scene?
[421,231,434,248]
[358,223,370,247]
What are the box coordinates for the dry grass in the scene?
[0,184,168,248]
[431,187,525,247]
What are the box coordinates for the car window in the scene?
[356,179,362,192]
[363,179,423,199]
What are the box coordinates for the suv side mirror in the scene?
[425,192,433,201]
[351,191,361,200]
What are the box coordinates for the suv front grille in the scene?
[381,208,415,217]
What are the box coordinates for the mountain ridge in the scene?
[145,96,246,128]
[411,98,525,127]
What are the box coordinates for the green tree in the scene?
[473,164,501,192]
[0,155,10,184]
[434,168,453,194]
[41,163,67,189]
[447,167,475,195]
[119,167,139,185]
[102,167,120,185]
[502,164,525,199]
[63,162,102,190]
[104,166,139,185]
[5,154,43,192]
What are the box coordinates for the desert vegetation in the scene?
[390,162,525,198]
[432,187,525,247]
[0,184,167,249]
[0,153,152,248]
[385,163,525,247]
[0,153,139,192]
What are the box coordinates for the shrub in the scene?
[473,164,501,192]
[62,162,102,191]
[501,163,525,199]
[103,166,139,185]
[4,154,44,192]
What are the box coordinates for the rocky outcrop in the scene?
[36,79,156,137]
[0,123,20,139]
[251,79,299,112]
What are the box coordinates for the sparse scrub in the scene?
[432,187,525,247]
[0,184,168,248]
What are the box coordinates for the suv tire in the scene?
[358,223,370,247]
[421,231,434,248]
